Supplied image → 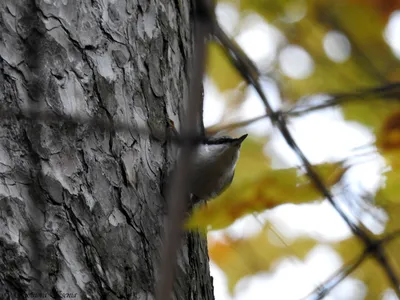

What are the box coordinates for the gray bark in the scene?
[0,0,214,299]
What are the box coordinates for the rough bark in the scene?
[0,0,214,299]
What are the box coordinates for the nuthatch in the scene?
[189,133,247,204]
[165,119,247,205]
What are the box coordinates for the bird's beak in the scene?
[233,134,248,145]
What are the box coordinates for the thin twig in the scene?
[382,229,400,245]
[285,82,400,117]
[155,0,211,299]
[373,246,400,298]
[306,233,400,300]
[0,107,140,133]
[0,106,208,145]
[206,114,268,134]
[303,250,369,300]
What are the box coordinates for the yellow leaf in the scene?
[219,0,400,100]
[376,169,400,205]
[385,237,400,279]
[186,161,347,231]
[208,230,367,296]
[352,257,394,299]
[280,0,397,99]
[377,111,400,151]
[208,225,318,293]
[342,100,400,134]
[207,42,244,92]
[376,203,400,236]
[373,112,400,205]
[222,0,308,24]
[348,0,400,21]
[234,137,271,182]
[332,235,364,264]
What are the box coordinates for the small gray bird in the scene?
[165,89,247,206]
[189,133,247,204]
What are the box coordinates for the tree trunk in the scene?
[0,0,214,299]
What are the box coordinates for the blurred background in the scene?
[197,0,400,299]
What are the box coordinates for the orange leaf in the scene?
[377,111,400,151]
[348,0,400,21]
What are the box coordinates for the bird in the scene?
[189,133,247,203]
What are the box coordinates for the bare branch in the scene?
[303,251,368,300]
[206,114,268,135]
[285,83,400,117]
[382,229,400,245]
[373,246,400,298]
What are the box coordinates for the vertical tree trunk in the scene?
[0,0,214,299]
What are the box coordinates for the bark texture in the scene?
[0,0,214,299]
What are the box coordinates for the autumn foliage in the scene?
[187,0,400,298]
